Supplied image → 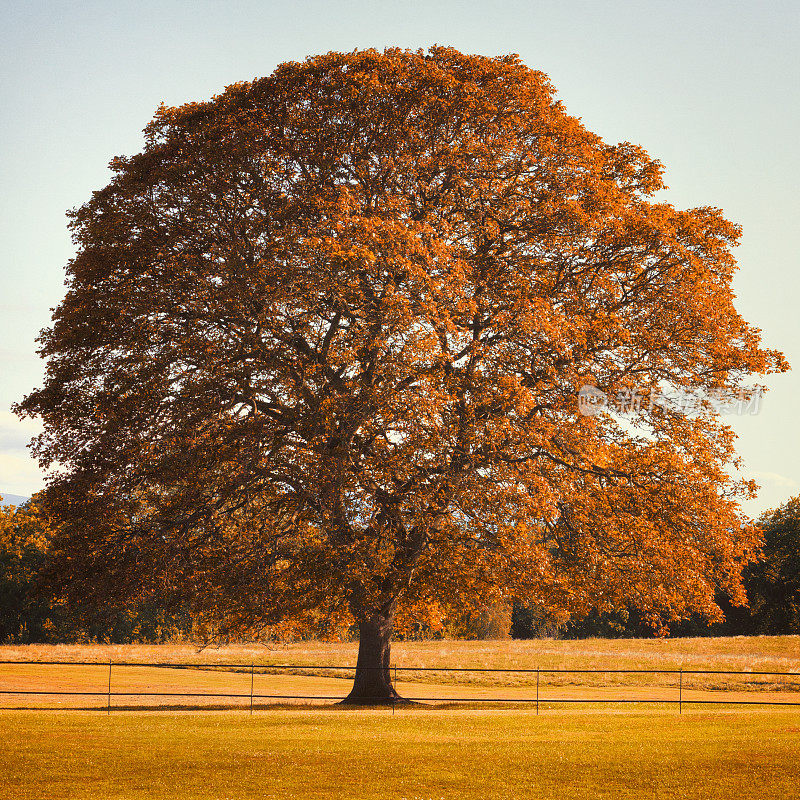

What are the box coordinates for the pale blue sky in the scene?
[1,0,798,515]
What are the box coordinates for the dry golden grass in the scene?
[1,640,798,798]
[4,634,798,672]
[2,662,798,710]
[2,707,800,799]
[1,637,798,705]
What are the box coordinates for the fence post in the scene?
[679,669,682,715]
[536,667,539,716]
[107,660,112,716]
[250,663,254,715]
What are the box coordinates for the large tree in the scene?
[17,47,785,702]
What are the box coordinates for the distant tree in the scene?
[744,498,800,633]
[17,48,785,701]
[446,600,513,640]
[0,496,54,642]
[510,603,566,639]
[0,494,196,644]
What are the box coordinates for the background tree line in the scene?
[2,493,797,644]
[511,496,800,639]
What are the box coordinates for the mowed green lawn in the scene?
[2,707,799,800]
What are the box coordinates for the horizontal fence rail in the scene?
[1,661,799,713]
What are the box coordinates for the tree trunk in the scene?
[341,612,404,705]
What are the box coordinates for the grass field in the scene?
[4,635,799,676]
[2,708,799,799]
[1,638,798,798]
[1,636,798,708]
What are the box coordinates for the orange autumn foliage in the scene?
[17,48,786,649]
